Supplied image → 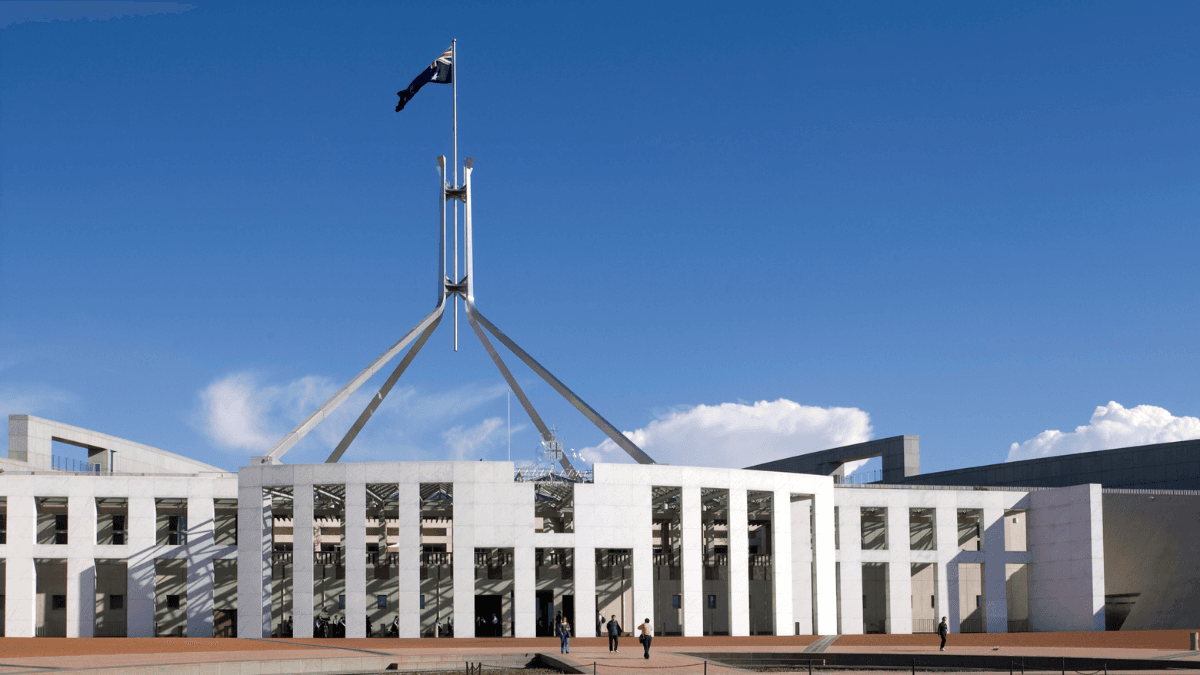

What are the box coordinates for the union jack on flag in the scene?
[396,45,453,112]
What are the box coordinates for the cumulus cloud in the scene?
[1,2,195,28]
[443,417,505,461]
[1007,401,1200,462]
[581,398,873,469]
[195,371,511,460]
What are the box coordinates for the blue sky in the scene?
[2,1,1198,475]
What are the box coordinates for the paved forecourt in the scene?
[0,633,1194,675]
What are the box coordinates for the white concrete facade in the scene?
[236,461,838,639]
[1,415,1114,639]
[0,473,238,637]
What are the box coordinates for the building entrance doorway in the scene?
[562,594,574,635]
[475,595,503,637]
[536,591,553,636]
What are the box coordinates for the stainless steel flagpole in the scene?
[452,38,458,351]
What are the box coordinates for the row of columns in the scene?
[2,491,234,637]
[833,502,1031,634]
[240,481,837,638]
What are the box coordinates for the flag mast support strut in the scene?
[452,38,458,352]
[255,42,656,468]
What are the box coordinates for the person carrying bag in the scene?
[637,618,653,659]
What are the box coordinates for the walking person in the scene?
[937,616,948,651]
[606,614,621,652]
[557,615,572,654]
[637,618,653,659]
[597,611,605,637]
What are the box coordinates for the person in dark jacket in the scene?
[557,615,572,653]
[606,615,621,652]
[937,616,948,651]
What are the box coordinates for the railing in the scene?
[421,552,452,566]
[272,551,293,566]
[536,550,568,566]
[314,551,342,565]
[599,551,631,566]
[652,552,677,566]
[836,469,882,485]
[51,456,105,473]
[371,552,400,566]
[705,553,728,567]
[748,554,772,567]
[474,550,513,566]
[911,618,937,633]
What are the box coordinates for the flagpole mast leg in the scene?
[452,38,458,352]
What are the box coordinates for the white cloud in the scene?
[196,372,324,452]
[581,398,873,469]
[1007,401,1200,462]
[443,417,505,461]
[194,371,511,461]
[0,383,77,419]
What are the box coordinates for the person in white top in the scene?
[637,618,653,659]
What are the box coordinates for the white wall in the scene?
[1028,484,1105,632]
[237,461,835,639]
[0,473,237,637]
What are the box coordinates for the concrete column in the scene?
[632,544,654,636]
[292,484,314,637]
[345,482,366,638]
[395,482,420,638]
[945,561,960,634]
[772,489,794,636]
[680,486,703,637]
[186,495,215,637]
[452,481,476,638]
[935,504,956,632]
[812,492,838,635]
[67,557,95,637]
[982,506,1008,633]
[127,494,156,637]
[886,505,911,635]
[66,493,95,638]
[575,546,597,637]
[837,504,864,634]
[4,494,35,637]
[728,487,749,636]
[236,485,270,639]
[513,545,535,637]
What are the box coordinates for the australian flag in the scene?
[395,46,453,112]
